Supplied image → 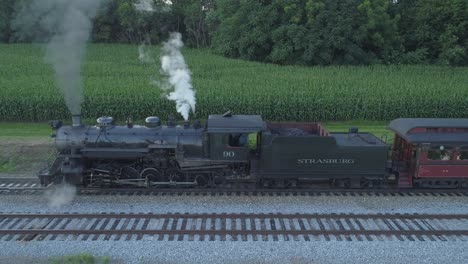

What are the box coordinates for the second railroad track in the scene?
[0,212,467,242]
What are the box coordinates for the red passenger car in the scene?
[388,119,468,188]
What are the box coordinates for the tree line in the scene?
[1,0,467,66]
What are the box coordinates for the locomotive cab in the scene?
[206,114,264,161]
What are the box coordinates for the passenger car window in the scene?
[457,151,468,160]
[427,146,452,160]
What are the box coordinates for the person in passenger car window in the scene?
[441,151,451,160]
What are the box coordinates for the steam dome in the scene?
[96,116,114,128]
[145,116,161,128]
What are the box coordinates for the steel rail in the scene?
[1,229,467,236]
[0,212,467,220]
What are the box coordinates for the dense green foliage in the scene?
[0,0,466,65]
[91,0,212,47]
[211,0,468,66]
[1,44,467,122]
[1,0,212,48]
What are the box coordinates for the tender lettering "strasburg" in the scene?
[297,158,356,164]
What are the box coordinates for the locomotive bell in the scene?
[145,116,161,128]
[96,116,114,128]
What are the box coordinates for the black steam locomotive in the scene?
[39,113,468,189]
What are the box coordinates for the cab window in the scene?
[247,132,258,150]
[228,133,247,147]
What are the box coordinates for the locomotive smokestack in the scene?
[72,114,82,127]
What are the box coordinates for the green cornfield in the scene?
[0,44,467,122]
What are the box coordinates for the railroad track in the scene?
[80,187,468,197]
[1,177,468,197]
[0,177,46,191]
[0,212,466,242]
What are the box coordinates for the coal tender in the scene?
[260,124,388,188]
[39,112,392,189]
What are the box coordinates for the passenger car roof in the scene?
[388,118,468,144]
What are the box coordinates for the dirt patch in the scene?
[0,138,56,177]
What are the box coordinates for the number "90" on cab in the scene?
[223,151,235,158]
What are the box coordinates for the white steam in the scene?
[138,43,154,64]
[133,3,194,119]
[45,183,76,208]
[160,33,196,120]
[134,0,154,12]
[14,0,103,116]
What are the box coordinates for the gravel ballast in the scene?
[1,193,467,263]
[0,240,467,264]
[0,192,467,214]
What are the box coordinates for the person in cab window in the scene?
[238,134,247,146]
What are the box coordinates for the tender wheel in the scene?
[337,179,351,188]
[273,179,296,189]
[285,179,297,188]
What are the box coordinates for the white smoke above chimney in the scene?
[159,33,196,121]
[138,43,154,64]
[133,3,195,120]
[14,0,103,116]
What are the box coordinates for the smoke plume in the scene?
[134,0,155,12]
[45,183,76,208]
[14,0,103,116]
[159,33,196,120]
[138,43,154,64]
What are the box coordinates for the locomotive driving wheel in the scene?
[141,168,164,187]
[195,174,209,188]
[120,166,139,179]
[164,168,181,185]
